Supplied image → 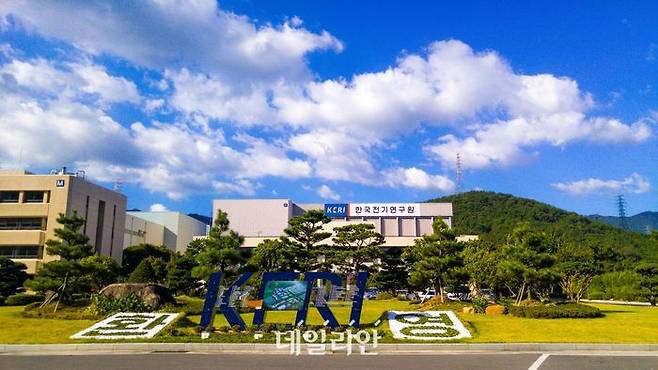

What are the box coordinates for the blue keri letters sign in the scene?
[199,271,368,331]
[324,203,348,218]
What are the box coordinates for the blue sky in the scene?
[0,1,656,217]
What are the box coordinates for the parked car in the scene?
[417,288,436,303]
[364,287,379,300]
[480,289,497,300]
[395,289,417,300]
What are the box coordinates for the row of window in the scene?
[0,218,45,230]
[0,246,42,259]
[0,191,48,203]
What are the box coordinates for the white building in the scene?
[124,211,208,253]
[212,199,453,248]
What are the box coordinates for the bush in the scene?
[0,295,4,306]
[86,293,152,316]
[509,303,602,319]
[5,293,44,306]
[472,296,488,313]
[588,271,643,301]
[128,258,158,283]
[375,292,394,300]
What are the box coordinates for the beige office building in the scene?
[213,199,453,248]
[0,169,126,273]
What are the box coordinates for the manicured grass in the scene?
[462,303,658,343]
[0,306,95,344]
[0,300,656,344]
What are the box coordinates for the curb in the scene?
[2,343,658,354]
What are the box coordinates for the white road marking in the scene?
[528,353,550,370]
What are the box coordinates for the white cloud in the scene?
[1,0,342,84]
[149,203,168,212]
[275,40,649,171]
[317,184,340,201]
[212,179,260,196]
[0,1,653,198]
[552,173,651,195]
[383,167,455,192]
[0,58,140,104]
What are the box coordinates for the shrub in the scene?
[588,271,643,301]
[5,293,44,306]
[375,292,394,300]
[86,293,151,315]
[471,296,488,313]
[509,303,602,319]
[0,295,4,306]
[128,258,158,283]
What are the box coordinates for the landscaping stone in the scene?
[485,304,506,315]
[462,306,475,314]
[99,283,175,309]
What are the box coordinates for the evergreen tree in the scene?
[371,248,408,294]
[635,262,658,306]
[497,223,559,304]
[166,253,198,295]
[44,212,94,260]
[128,258,158,283]
[283,210,332,270]
[79,255,121,292]
[249,238,297,272]
[122,244,172,276]
[25,213,114,298]
[402,219,465,303]
[191,209,244,281]
[330,223,384,275]
[0,257,28,298]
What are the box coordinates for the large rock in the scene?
[100,283,175,309]
[485,304,506,315]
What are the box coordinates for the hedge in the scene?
[509,303,602,319]
[5,293,44,306]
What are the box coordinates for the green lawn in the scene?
[1,300,657,344]
[0,306,96,344]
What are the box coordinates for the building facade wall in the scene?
[124,211,207,253]
[0,170,126,273]
[212,199,453,248]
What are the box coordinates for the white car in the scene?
[417,289,436,303]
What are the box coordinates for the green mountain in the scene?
[587,212,658,234]
[429,191,657,262]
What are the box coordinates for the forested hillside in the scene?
[588,212,658,234]
[430,191,657,263]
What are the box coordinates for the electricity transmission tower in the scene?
[616,195,627,230]
[455,153,462,194]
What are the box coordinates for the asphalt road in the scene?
[1,353,657,370]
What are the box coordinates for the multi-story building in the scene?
[0,169,126,273]
[123,211,208,253]
[212,199,453,248]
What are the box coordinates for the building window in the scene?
[95,200,106,254]
[0,246,41,259]
[0,218,44,230]
[23,191,46,203]
[0,191,19,203]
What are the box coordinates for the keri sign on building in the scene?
[213,199,453,248]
